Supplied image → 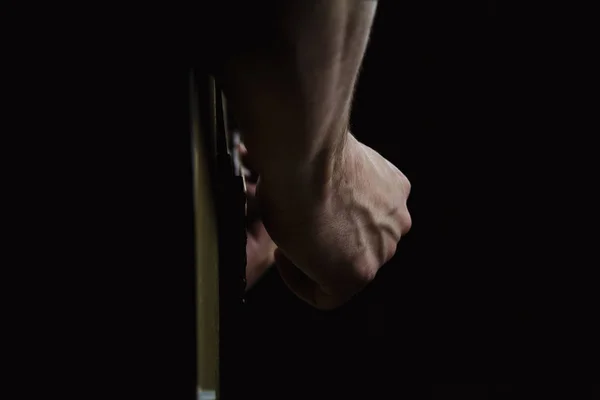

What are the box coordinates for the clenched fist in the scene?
[257,133,412,310]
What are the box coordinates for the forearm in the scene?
[220,0,377,189]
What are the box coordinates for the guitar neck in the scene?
[190,69,247,400]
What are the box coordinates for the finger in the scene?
[237,142,252,169]
[245,182,260,225]
[245,226,276,290]
[242,165,253,180]
[246,182,256,197]
[274,249,345,310]
[238,142,248,156]
[247,223,276,261]
[237,142,259,182]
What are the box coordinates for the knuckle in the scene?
[402,209,412,235]
[352,261,379,287]
[401,173,412,197]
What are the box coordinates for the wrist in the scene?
[258,130,350,201]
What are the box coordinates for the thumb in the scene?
[274,249,344,310]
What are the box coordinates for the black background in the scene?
[241,1,598,399]
[18,1,599,399]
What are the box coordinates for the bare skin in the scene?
[241,144,276,289]
[221,0,412,309]
[244,179,276,289]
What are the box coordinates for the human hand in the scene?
[257,133,412,309]
[239,144,276,290]
[245,181,277,290]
